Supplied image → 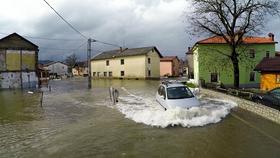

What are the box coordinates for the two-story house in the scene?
[42,61,68,79]
[91,46,162,79]
[160,56,180,77]
[0,33,39,89]
[191,34,277,88]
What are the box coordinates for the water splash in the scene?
[115,88,237,128]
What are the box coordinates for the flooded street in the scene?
[1,78,280,158]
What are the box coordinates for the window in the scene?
[266,51,270,58]
[276,74,280,83]
[97,72,100,77]
[148,58,151,64]
[104,72,107,77]
[148,70,151,77]
[120,71,125,76]
[62,66,64,69]
[167,87,194,99]
[211,73,218,82]
[109,72,112,77]
[250,72,255,81]
[270,88,280,97]
[249,49,255,58]
[120,59,124,65]
[188,72,194,79]
[93,72,96,76]
[106,60,109,66]
[158,86,166,99]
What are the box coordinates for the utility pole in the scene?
[87,38,96,89]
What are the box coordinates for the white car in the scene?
[156,82,200,110]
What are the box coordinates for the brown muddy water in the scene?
[0,78,280,158]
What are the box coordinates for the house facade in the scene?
[255,54,280,91]
[91,46,162,79]
[186,47,194,79]
[192,34,277,87]
[72,61,88,76]
[160,56,180,77]
[0,33,39,89]
[42,61,68,79]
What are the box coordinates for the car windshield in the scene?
[270,88,280,97]
[167,86,194,99]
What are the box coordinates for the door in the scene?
[156,86,167,109]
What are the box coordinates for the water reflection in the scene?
[0,90,43,123]
[0,79,279,158]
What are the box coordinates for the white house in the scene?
[43,61,68,79]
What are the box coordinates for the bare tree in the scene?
[65,53,78,73]
[187,0,279,88]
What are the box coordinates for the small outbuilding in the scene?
[254,55,280,91]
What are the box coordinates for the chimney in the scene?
[119,47,128,53]
[186,47,192,55]
[268,33,274,41]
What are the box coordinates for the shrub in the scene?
[185,82,197,88]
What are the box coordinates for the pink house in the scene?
[160,56,180,77]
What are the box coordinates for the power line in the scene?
[0,32,84,41]
[40,41,87,51]
[95,40,122,48]
[42,0,87,39]
[42,0,124,48]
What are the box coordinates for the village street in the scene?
[1,78,280,158]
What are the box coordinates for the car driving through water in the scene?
[156,81,200,110]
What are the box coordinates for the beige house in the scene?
[91,46,162,79]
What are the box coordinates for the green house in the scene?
[191,34,277,88]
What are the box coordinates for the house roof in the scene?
[91,46,163,61]
[254,57,280,72]
[74,61,87,67]
[38,60,53,65]
[196,36,277,44]
[160,56,179,62]
[43,61,68,67]
[0,33,39,50]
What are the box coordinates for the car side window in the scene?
[158,86,166,99]
[158,86,162,95]
[162,87,166,99]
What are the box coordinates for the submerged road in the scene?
[0,78,280,158]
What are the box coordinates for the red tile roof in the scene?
[160,56,179,61]
[254,57,280,72]
[197,36,277,44]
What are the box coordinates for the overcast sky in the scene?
[0,0,279,61]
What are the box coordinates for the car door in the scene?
[262,93,274,106]
[156,86,167,109]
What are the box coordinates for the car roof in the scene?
[160,82,185,88]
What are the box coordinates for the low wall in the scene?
[200,88,280,124]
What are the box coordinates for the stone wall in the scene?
[200,88,280,124]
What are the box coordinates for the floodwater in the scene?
[0,78,280,158]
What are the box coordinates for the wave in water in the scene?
[115,88,237,128]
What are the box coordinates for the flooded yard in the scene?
[0,78,280,158]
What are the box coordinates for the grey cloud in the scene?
[0,0,197,61]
